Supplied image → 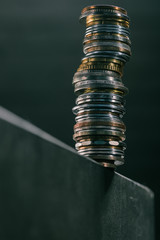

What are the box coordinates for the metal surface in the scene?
[72,5,131,168]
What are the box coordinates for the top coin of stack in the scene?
[72,5,131,168]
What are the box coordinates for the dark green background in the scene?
[0,0,159,238]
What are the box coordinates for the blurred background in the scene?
[0,0,159,238]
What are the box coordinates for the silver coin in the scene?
[73,108,124,118]
[83,41,131,54]
[73,69,121,82]
[74,79,126,89]
[85,25,130,36]
[75,114,124,124]
[74,125,125,134]
[75,112,123,121]
[76,97,124,106]
[78,147,124,154]
[85,51,130,62]
[73,77,122,85]
[76,92,124,103]
[72,103,125,115]
[78,148,124,156]
[75,113,123,122]
[73,73,122,84]
[84,35,131,46]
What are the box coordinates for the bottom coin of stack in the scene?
[72,69,128,168]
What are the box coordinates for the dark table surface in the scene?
[0,106,155,239]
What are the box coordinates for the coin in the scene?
[73,129,125,141]
[77,62,123,76]
[84,33,131,45]
[81,5,127,15]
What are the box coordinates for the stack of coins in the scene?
[72,5,131,168]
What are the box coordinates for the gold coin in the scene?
[77,62,123,75]
[85,46,131,55]
[81,57,123,66]
[77,145,124,150]
[79,61,122,67]
[86,14,129,22]
[83,39,130,46]
[81,5,127,15]
[86,16,129,28]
